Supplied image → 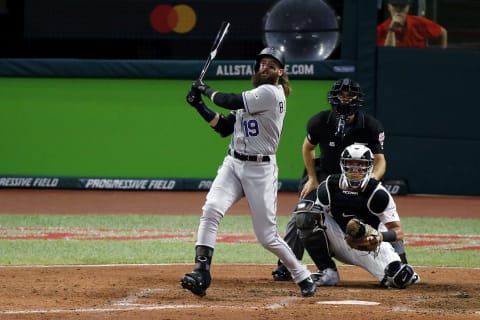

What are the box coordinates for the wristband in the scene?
[204,87,215,99]
[195,101,216,122]
[388,27,396,32]
[381,230,397,242]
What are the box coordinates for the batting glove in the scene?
[192,80,214,98]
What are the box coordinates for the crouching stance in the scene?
[294,143,420,288]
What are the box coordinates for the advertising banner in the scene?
[24,0,277,39]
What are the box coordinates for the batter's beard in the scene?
[252,72,278,88]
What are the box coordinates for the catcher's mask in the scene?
[340,143,374,190]
[254,47,285,72]
[328,78,364,117]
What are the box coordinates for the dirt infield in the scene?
[0,189,479,320]
[0,265,479,320]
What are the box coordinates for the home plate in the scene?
[316,300,380,306]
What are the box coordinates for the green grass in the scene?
[402,217,480,235]
[0,214,478,267]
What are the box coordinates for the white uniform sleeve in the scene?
[373,185,400,225]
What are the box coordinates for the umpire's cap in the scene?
[255,47,285,71]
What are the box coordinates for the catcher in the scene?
[294,143,420,288]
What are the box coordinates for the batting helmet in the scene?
[255,47,285,72]
[327,78,364,116]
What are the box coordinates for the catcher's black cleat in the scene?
[272,264,292,281]
[298,276,316,297]
[180,271,210,297]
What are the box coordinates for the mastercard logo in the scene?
[150,4,197,33]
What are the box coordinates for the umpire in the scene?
[272,78,408,284]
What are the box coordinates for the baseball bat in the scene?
[198,21,230,81]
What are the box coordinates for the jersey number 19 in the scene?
[242,119,259,137]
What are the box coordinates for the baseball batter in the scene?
[295,143,420,288]
[181,47,315,298]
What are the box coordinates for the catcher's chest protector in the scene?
[327,175,380,231]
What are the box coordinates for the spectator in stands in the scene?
[377,0,447,48]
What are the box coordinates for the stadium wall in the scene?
[0,76,337,192]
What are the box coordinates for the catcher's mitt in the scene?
[344,218,383,252]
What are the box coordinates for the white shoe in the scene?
[311,268,339,286]
[411,272,421,285]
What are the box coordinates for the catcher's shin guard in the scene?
[295,201,336,271]
[180,245,213,297]
[297,220,336,271]
[382,261,417,289]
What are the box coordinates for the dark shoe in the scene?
[298,276,316,297]
[272,264,292,281]
[180,270,210,297]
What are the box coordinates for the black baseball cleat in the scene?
[298,276,316,297]
[272,264,292,281]
[180,271,210,297]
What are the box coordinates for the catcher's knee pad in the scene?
[180,270,211,297]
[294,200,323,231]
[383,261,415,289]
[294,200,334,269]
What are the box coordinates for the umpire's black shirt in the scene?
[306,110,385,176]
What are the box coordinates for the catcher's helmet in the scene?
[328,78,364,117]
[255,47,285,72]
[340,143,374,190]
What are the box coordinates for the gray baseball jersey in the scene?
[196,82,311,283]
[228,84,286,155]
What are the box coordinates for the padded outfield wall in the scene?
[376,47,480,197]
[0,75,337,191]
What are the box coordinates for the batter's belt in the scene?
[228,149,270,162]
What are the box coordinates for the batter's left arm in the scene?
[210,112,236,137]
[192,80,245,110]
[186,88,235,137]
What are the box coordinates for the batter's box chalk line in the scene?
[113,287,297,310]
[317,300,380,306]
